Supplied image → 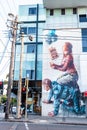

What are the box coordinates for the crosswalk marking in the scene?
[25,122,29,130]
[9,122,18,130]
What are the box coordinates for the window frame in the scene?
[61,8,65,15]
[82,28,87,52]
[28,7,37,15]
[79,14,87,22]
[20,27,27,34]
[27,44,36,53]
[28,27,36,34]
[50,9,54,16]
[73,8,77,14]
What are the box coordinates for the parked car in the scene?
[12,106,16,114]
[11,106,32,115]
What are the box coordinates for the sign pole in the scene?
[25,76,29,119]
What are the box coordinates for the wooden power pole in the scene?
[16,32,24,118]
[5,14,18,119]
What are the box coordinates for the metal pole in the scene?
[25,77,29,119]
[16,32,24,118]
[5,15,17,119]
[85,97,87,118]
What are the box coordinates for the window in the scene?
[79,14,87,22]
[82,28,87,52]
[28,27,36,34]
[73,8,77,14]
[20,27,27,34]
[26,70,35,80]
[36,44,43,80]
[27,44,35,53]
[28,7,37,15]
[37,61,42,80]
[50,9,54,16]
[61,9,65,15]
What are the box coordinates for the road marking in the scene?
[9,122,18,130]
[25,122,29,130]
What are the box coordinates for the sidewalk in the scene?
[0,113,87,125]
[21,114,87,125]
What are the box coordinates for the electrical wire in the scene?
[0,1,8,16]
[0,39,11,64]
[0,29,12,63]
[0,13,6,21]
[0,59,10,75]
[6,0,12,13]
[0,39,10,52]
[13,0,17,12]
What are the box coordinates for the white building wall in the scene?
[45,7,87,29]
[42,6,87,116]
[80,54,87,92]
[45,15,78,29]
[42,29,82,116]
[18,4,46,21]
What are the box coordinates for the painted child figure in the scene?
[42,78,80,117]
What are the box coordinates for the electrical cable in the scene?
[13,0,17,12]
[0,1,8,16]
[0,31,11,63]
[0,39,10,52]
[6,0,12,13]
[0,59,10,75]
[0,39,11,63]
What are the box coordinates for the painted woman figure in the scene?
[50,42,78,87]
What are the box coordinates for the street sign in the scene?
[84,91,87,97]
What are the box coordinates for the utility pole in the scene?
[25,75,29,119]
[5,14,18,119]
[16,32,24,118]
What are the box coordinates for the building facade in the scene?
[13,1,87,117]
[13,4,46,114]
[42,0,87,117]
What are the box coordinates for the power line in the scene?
[6,0,12,13]
[0,13,6,21]
[13,0,17,12]
[0,59,10,75]
[0,34,87,40]
[0,39,10,52]
[0,29,12,64]
[0,1,8,16]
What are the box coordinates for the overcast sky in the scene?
[0,0,43,80]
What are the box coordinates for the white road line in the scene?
[25,122,29,130]
[9,123,18,130]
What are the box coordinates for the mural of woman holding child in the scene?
[43,41,85,117]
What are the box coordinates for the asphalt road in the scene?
[0,122,87,130]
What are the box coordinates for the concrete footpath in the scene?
[0,113,87,125]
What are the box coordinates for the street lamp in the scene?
[29,35,33,41]
[8,13,14,18]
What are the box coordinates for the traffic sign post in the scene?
[25,77,29,119]
[84,91,87,118]
[0,81,3,95]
